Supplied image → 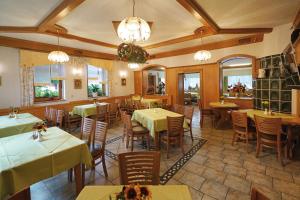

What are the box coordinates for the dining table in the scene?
[240,109,300,159]
[209,101,239,129]
[0,113,43,138]
[72,102,109,117]
[76,185,192,200]
[131,108,188,150]
[0,126,92,200]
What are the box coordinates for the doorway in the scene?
[178,72,201,105]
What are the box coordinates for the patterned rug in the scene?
[104,134,207,184]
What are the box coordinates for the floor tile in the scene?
[200,180,228,200]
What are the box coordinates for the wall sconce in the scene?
[72,68,82,76]
[119,70,127,78]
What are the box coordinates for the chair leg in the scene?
[131,135,134,151]
[232,133,236,146]
[256,141,261,158]
[147,134,150,150]
[126,135,129,148]
[92,159,95,170]
[245,134,249,153]
[200,115,203,128]
[68,168,73,182]
[166,140,170,159]
[102,156,108,177]
[180,136,184,155]
[189,125,193,141]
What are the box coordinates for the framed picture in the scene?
[74,79,82,89]
[121,78,126,86]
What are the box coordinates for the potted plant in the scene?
[89,84,100,98]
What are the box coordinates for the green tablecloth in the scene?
[141,98,161,108]
[0,127,92,199]
[72,103,109,117]
[0,113,42,138]
[77,185,192,200]
[132,108,187,137]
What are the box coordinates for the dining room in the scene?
[0,0,300,200]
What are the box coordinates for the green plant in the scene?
[90,84,100,93]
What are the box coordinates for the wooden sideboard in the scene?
[224,97,253,109]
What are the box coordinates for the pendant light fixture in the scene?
[194,30,211,62]
[117,0,151,43]
[128,63,139,69]
[48,30,69,63]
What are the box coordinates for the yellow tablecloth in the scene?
[132,108,187,137]
[209,102,239,109]
[76,185,192,200]
[72,103,109,117]
[0,127,92,199]
[141,98,161,108]
[0,113,42,138]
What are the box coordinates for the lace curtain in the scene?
[20,67,34,106]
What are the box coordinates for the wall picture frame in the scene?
[74,79,82,89]
[121,78,126,86]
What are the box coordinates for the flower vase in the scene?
[264,108,268,115]
[37,130,43,141]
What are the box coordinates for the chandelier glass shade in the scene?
[117,17,151,42]
[128,63,139,69]
[194,50,212,61]
[48,51,69,63]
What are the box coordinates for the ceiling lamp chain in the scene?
[194,29,211,62]
[117,0,151,43]
[48,29,69,63]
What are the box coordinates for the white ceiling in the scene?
[0,0,299,55]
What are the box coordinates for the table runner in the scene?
[72,103,109,117]
[76,185,192,200]
[132,108,187,137]
[0,127,92,199]
[0,113,42,138]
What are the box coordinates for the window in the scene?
[33,64,64,102]
[87,65,108,97]
[220,57,253,97]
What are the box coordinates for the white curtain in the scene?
[20,67,34,106]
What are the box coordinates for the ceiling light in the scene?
[128,63,139,69]
[194,29,211,62]
[117,0,151,42]
[48,30,69,63]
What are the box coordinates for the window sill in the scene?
[33,99,69,107]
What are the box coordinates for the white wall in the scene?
[0,46,21,109]
[0,47,135,108]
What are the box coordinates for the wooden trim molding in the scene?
[293,8,300,29]
[0,26,37,33]
[219,28,273,34]
[38,0,86,32]
[0,36,117,60]
[150,34,264,59]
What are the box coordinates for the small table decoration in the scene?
[219,96,225,104]
[261,101,269,114]
[32,122,47,141]
[114,184,152,200]
[8,107,20,118]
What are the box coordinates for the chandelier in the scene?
[194,30,211,62]
[128,63,140,69]
[117,0,151,42]
[118,43,149,64]
[48,30,69,63]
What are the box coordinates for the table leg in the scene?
[155,131,160,150]
[74,164,84,195]
[287,126,293,159]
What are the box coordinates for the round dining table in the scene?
[209,101,239,129]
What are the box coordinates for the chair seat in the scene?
[132,120,139,127]
[132,125,149,134]
[89,144,104,156]
[261,133,287,142]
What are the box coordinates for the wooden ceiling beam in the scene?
[0,26,37,33]
[150,34,264,59]
[38,0,86,32]
[176,0,220,33]
[293,8,300,29]
[219,28,273,34]
[0,35,116,60]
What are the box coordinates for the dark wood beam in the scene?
[176,0,219,33]
[38,0,86,32]
[0,36,116,60]
[219,28,273,34]
[150,34,264,59]
[0,26,37,33]
[293,8,300,28]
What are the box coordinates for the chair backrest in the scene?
[133,100,142,110]
[251,187,270,200]
[120,110,127,123]
[45,107,50,121]
[115,98,125,108]
[173,104,184,114]
[184,106,194,120]
[124,114,133,133]
[56,110,64,128]
[167,116,184,137]
[93,121,108,150]
[254,115,281,136]
[118,151,161,185]
[49,108,57,124]
[80,117,95,145]
[109,103,118,113]
[231,111,248,128]
[96,104,108,120]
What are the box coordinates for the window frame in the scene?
[87,65,109,98]
[33,80,63,103]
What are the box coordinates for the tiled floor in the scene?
[31,107,300,200]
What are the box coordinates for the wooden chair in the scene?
[173,104,184,115]
[90,121,108,177]
[49,108,57,126]
[251,187,270,200]
[96,103,108,122]
[231,111,254,152]
[254,115,287,165]
[56,110,64,128]
[125,99,135,115]
[118,151,160,185]
[124,114,150,151]
[161,116,185,158]
[44,106,51,123]
[115,98,126,111]
[162,99,172,110]
[108,103,118,126]
[63,110,82,132]
[120,110,139,142]
[134,100,147,110]
[198,100,214,128]
[184,106,194,141]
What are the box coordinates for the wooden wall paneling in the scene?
[177,73,185,105]
[142,70,149,95]
[134,71,142,95]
